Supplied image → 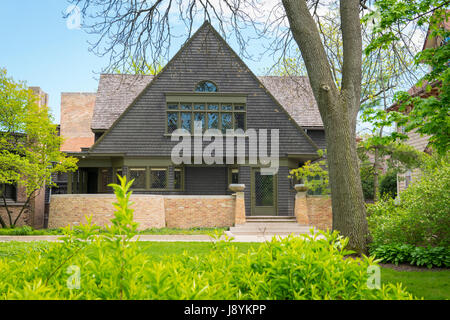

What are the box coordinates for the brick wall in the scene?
[306,196,332,231]
[48,194,241,230]
[60,93,96,152]
[164,196,234,228]
[0,205,29,227]
[49,194,166,230]
[294,192,332,231]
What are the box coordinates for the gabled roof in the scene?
[91,74,154,130]
[258,76,323,128]
[91,74,322,130]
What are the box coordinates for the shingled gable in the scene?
[89,21,320,155]
[92,74,323,131]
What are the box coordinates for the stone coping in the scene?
[52,194,233,199]
[164,195,233,199]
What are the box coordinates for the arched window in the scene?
[195,80,218,92]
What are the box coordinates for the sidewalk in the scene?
[0,233,294,243]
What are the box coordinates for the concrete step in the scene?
[246,216,298,223]
[229,221,314,236]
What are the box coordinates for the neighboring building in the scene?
[57,22,327,218]
[388,13,449,195]
[0,87,48,228]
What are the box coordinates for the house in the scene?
[388,13,449,195]
[0,87,48,228]
[51,22,331,229]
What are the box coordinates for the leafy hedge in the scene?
[0,176,414,300]
[370,243,450,268]
[367,159,450,247]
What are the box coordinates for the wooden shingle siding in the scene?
[90,24,317,157]
[184,166,228,195]
[307,130,326,150]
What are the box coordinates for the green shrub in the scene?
[360,165,375,201]
[379,170,397,198]
[0,176,414,300]
[367,160,450,247]
[370,243,450,268]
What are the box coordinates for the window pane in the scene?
[194,112,205,131]
[221,113,232,133]
[174,169,182,190]
[167,104,178,110]
[151,169,167,189]
[194,104,205,110]
[129,168,146,189]
[207,104,219,110]
[221,104,232,111]
[231,169,239,184]
[167,112,178,133]
[115,168,123,182]
[208,113,219,129]
[181,112,192,132]
[234,113,245,130]
[195,81,217,92]
[180,103,192,110]
[234,105,245,111]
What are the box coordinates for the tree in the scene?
[0,68,78,228]
[66,0,379,253]
[359,107,429,201]
[114,56,164,75]
[364,1,450,155]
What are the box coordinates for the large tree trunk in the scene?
[282,0,368,253]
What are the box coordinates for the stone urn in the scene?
[294,184,308,192]
[229,184,245,192]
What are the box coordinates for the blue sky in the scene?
[0,1,273,124]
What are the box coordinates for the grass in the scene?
[381,267,450,300]
[0,241,448,299]
[0,226,228,236]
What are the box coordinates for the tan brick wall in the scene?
[0,205,30,227]
[233,192,246,225]
[306,196,332,231]
[294,192,309,225]
[49,194,165,230]
[294,193,332,231]
[60,93,96,152]
[164,196,235,228]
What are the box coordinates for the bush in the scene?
[0,176,414,300]
[370,243,450,268]
[379,170,397,198]
[360,165,375,201]
[367,160,450,247]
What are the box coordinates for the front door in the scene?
[251,169,277,215]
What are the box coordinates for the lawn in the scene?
[380,267,450,300]
[0,226,228,236]
[0,241,448,300]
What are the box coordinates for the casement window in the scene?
[166,102,246,134]
[0,183,16,202]
[229,168,239,185]
[150,168,168,189]
[174,168,183,190]
[195,80,218,92]
[129,168,146,189]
